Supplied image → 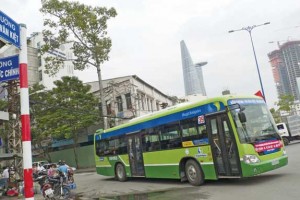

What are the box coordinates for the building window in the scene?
[156,102,160,111]
[37,42,41,49]
[150,99,153,112]
[147,98,150,111]
[38,70,43,81]
[116,96,123,112]
[137,93,141,111]
[125,93,132,109]
[38,56,42,67]
[141,94,145,110]
[106,101,112,115]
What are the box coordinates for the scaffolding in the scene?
[4,80,23,177]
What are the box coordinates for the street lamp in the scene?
[229,22,270,100]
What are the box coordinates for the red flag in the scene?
[254,90,264,99]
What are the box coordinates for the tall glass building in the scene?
[180,40,207,96]
[268,41,300,100]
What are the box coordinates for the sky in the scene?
[1,0,300,108]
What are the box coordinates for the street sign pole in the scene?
[19,24,34,200]
[1,10,33,199]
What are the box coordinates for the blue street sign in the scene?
[0,10,20,48]
[0,55,19,82]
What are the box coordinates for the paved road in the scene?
[2,142,298,199]
[73,141,300,200]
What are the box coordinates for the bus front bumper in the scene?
[241,155,288,177]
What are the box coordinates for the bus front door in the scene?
[206,113,241,177]
[127,135,145,177]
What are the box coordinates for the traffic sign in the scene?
[0,10,20,48]
[0,55,19,82]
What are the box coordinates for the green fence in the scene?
[34,145,95,169]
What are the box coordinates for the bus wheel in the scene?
[116,163,127,182]
[185,159,204,186]
[283,137,289,146]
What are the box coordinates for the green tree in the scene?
[0,99,8,110]
[276,94,295,114]
[40,0,117,129]
[42,76,99,168]
[29,83,54,161]
[0,99,8,150]
[270,108,281,123]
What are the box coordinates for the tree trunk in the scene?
[45,147,52,162]
[37,142,52,162]
[73,145,79,169]
[73,135,79,169]
[96,65,108,129]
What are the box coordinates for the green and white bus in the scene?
[94,95,288,185]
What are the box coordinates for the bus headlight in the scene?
[282,149,287,156]
[243,155,260,164]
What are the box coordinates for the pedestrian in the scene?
[2,166,9,178]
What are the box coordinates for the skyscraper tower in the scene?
[180,40,207,96]
[268,50,291,97]
[268,41,300,100]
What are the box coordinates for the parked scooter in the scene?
[35,170,70,199]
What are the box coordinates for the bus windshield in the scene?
[230,102,280,144]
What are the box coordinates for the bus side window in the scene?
[141,132,148,151]
[181,117,199,141]
[144,129,160,152]
[118,137,128,154]
[198,125,208,139]
[96,140,109,156]
[160,122,181,150]
[142,135,150,152]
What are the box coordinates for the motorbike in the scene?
[67,168,74,183]
[35,170,71,199]
[33,169,47,179]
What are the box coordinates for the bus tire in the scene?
[185,159,204,186]
[115,163,127,182]
[283,137,289,146]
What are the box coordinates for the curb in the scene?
[74,168,96,173]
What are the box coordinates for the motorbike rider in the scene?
[47,164,57,177]
[57,161,68,182]
[37,164,45,172]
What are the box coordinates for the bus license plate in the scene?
[272,159,279,166]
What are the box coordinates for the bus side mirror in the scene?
[238,112,246,123]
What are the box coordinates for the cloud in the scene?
[2,0,300,108]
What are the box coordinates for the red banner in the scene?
[254,140,283,153]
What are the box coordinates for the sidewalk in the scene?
[0,168,96,199]
[74,167,96,174]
